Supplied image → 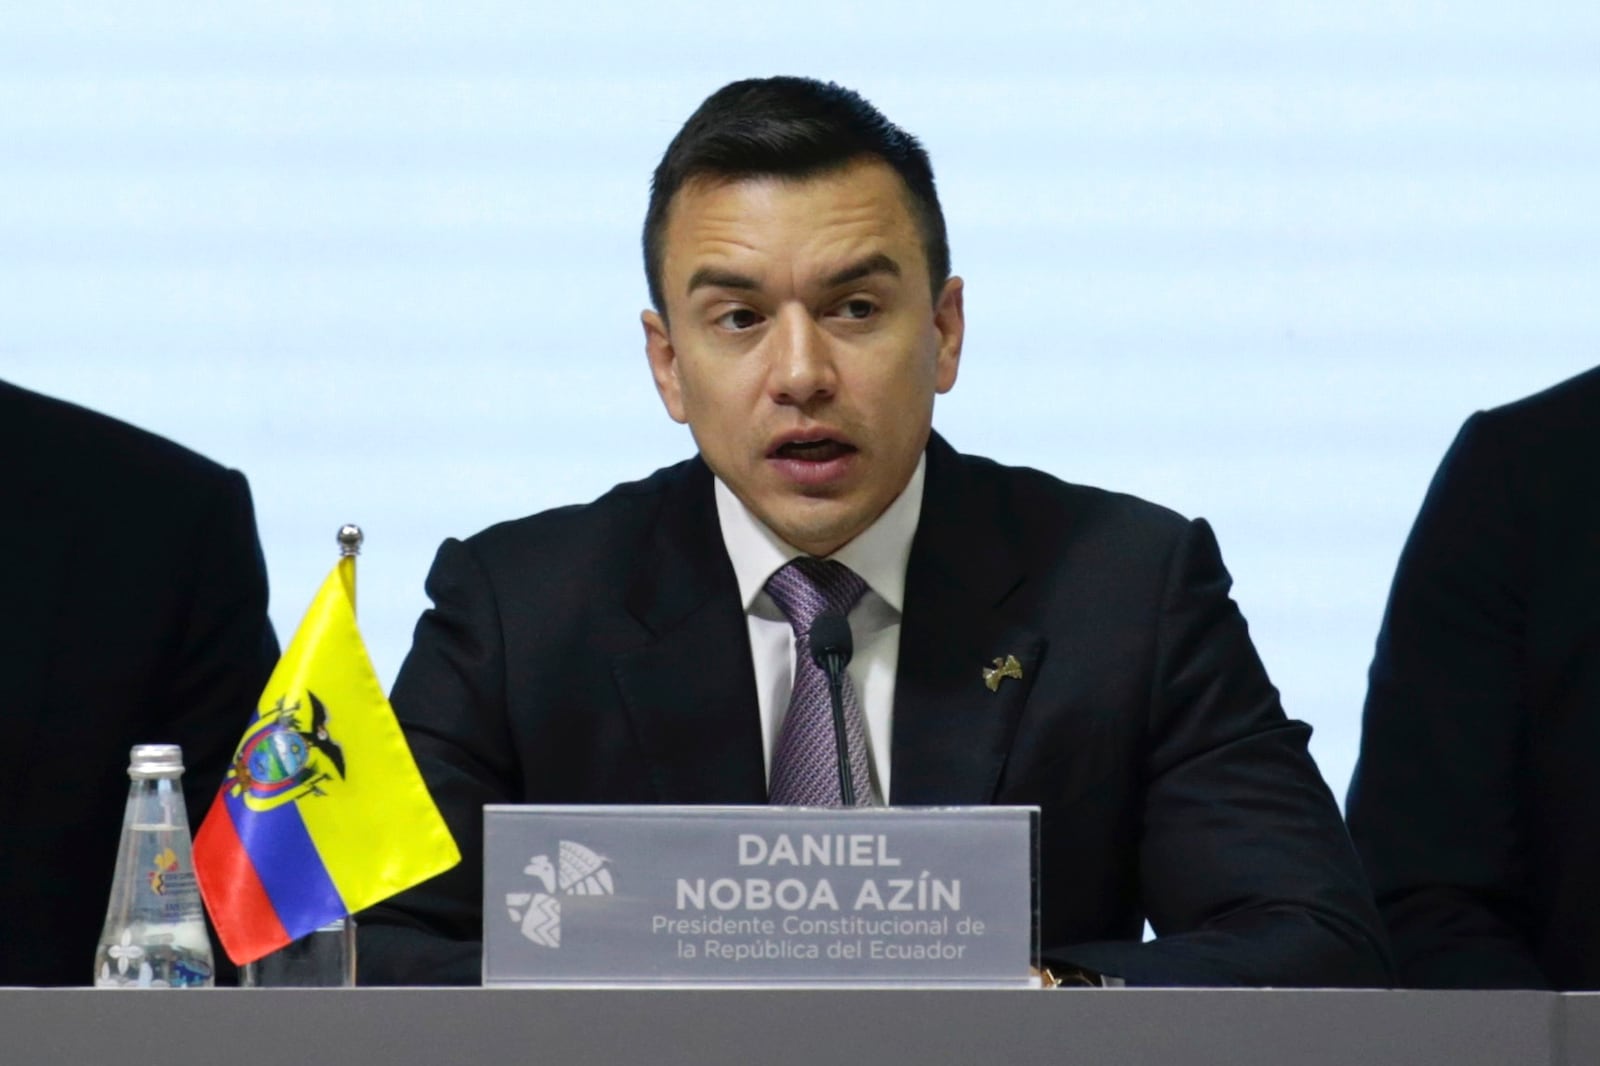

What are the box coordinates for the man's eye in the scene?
[715,308,762,330]
[836,298,877,320]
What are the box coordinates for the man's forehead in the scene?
[660,161,925,287]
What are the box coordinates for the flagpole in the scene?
[338,523,364,581]
[237,524,365,989]
[332,523,362,986]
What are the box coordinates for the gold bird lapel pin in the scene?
[983,654,1023,692]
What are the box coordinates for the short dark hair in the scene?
[643,76,950,313]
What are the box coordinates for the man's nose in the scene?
[766,307,836,407]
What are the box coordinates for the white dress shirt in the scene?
[713,455,926,802]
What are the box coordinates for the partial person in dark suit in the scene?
[1347,365,1600,989]
[0,380,279,986]
[360,77,1390,987]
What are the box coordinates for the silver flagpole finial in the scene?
[337,524,364,557]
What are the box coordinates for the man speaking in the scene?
[361,76,1390,987]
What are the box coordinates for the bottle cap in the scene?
[128,744,185,778]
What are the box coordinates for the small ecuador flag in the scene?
[194,556,460,965]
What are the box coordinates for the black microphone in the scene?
[808,612,857,806]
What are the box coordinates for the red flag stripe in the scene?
[193,790,293,965]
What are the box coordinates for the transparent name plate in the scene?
[240,918,356,987]
[482,805,1039,988]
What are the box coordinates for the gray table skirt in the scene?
[5,987,1595,1066]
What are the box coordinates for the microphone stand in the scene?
[809,613,856,807]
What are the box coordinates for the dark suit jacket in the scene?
[1347,365,1600,989]
[361,433,1389,986]
[0,380,278,986]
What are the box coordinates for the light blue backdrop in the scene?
[4,2,1596,805]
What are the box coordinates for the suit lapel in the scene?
[611,459,768,804]
[891,436,1045,804]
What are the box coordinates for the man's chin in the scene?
[761,502,873,559]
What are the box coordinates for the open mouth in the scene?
[772,438,857,463]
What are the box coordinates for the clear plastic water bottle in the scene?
[93,744,215,988]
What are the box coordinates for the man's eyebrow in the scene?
[686,267,760,295]
[684,254,902,297]
[823,253,901,289]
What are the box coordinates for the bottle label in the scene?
[145,847,205,921]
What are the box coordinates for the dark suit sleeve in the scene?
[163,469,280,825]
[1053,518,1393,986]
[359,537,516,985]
[1344,415,1546,988]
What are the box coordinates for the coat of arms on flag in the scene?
[228,693,347,811]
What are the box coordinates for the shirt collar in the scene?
[714,453,926,614]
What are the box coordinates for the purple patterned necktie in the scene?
[766,558,874,807]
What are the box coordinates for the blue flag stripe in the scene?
[222,787,347,940]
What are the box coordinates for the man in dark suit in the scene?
[1347,365,1600,989]
[0,380,279,986]
[360,77,1389,987]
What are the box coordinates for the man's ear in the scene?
[642,309,688,423]
[933,276,964,394]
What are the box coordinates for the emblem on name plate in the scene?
[505,840,616,948]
